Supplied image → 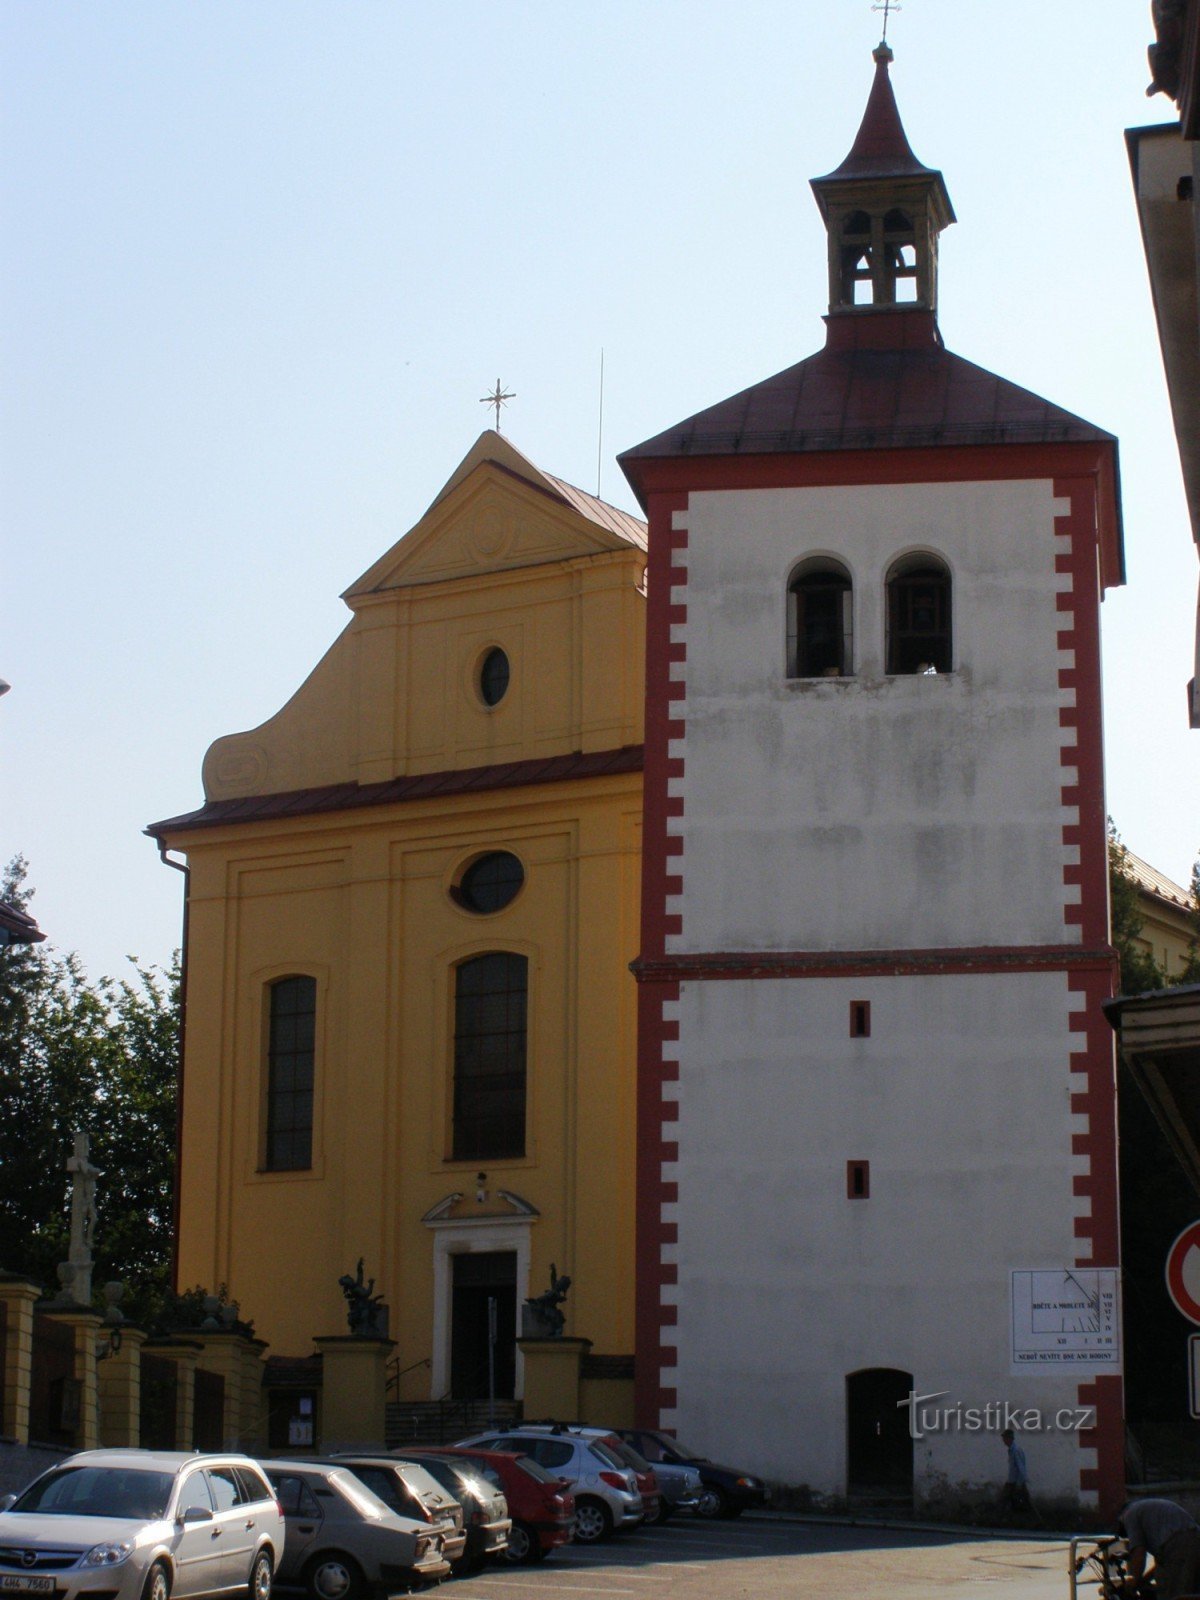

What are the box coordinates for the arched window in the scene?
[841,211,874,306]
[453,953,528,1161]
[839,208,921,307]
[886,555,952,675]
[265,975,316,1171]
[788,558,853,678]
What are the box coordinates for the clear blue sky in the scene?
[3,1,1196,981]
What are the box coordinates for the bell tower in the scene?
[621,45,1126,1520]
[811,42,954,315]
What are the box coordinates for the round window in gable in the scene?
[479,647,510,707]
[453,851,525,914]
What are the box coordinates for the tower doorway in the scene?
[450,1250,516,1400]
[846,1367,914,1499]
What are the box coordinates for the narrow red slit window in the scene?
[850,1000,871,1038]
[847,1160,870,1199]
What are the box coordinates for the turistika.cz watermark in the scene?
[898,1390,1096,1441]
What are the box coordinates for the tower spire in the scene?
[810,45,954,319]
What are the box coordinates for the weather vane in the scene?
[481,379,515,431]
[872,0,900,41]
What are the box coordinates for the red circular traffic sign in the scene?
[1166,1221,1200,1325]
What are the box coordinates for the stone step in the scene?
[385,1398,521,1448]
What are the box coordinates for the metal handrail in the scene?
[385,1355,430,1396]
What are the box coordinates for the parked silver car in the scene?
[262,1463,448,1599]
[455,1427,641,1543]
[325,1459,464,1567]
[0,1449,283,1600]
[568,1428,702,1523]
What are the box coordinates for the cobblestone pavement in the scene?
[446,1516,1072,1600]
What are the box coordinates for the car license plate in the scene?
[1,1578,54,1594]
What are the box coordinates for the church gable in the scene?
[346,432,643,601]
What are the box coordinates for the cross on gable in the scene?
[480,379,515,430]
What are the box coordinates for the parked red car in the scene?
[407,1445,576,1564]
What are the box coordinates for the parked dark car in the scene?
[614,1429,770,1519]
[388,1451,509,1570]
[408,1447,575,1564]
[326,1457,465,1566]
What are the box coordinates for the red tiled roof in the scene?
[0,900,45,945]
[620,311,1118,464]
[147,745,645,839]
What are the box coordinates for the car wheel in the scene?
[652,1500,673,1525]
[695,1488,723,1519]
[504,1521,544,1564]
[303,1554,363,1600]
[141,1562,170,1600]
[247,1550,273,1600]
[572,1497,613,1544]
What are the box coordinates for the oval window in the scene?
[479,648,510,707]
[453,851,524,914]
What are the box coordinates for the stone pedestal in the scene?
[97,1325,147,1447]
[517,1336,591,1422]
[39,1307,103,1450]
[188,1331,267,1450]
[144,1338,203,1449]
[313,1336,394,1451]
[0,1275,42,1443]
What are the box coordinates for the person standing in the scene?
[1000,1429,1033,1516]
[1117,1498,1200,1599]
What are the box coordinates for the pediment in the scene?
[421,1189,540,1226]
[346,431,641,601]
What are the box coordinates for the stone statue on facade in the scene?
[54,1132,100,1306]
[522,1262,572,1338]
[338,1258,388,1337]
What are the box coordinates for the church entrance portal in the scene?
[846,1367,914,1499]
[451,1250,516,1400]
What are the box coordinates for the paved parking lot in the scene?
[445,1516,1071,1600]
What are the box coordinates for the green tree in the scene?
[1108,821,1168,994]
[0,856,178,1323]
[1177,856,1200,985]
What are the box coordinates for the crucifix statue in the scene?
[56,1132,100,1305]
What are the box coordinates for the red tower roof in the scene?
[813,42,940,186]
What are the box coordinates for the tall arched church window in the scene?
[788,559,853,678]
[453,953,528,1162]
[886,555,952,675]
[265,975,317,1171]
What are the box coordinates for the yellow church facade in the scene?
[150,432,646,1404]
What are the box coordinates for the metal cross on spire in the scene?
[872,0,900,41]
[480,379,515,431]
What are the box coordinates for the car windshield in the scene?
[605,1439,649,1471]
[589,1441,626,1470]
[451,1458,503,1491]
[411,1459,474,1502]
[513,1455,554,1485]
[12,1467,174,1520]
[646,1433,703,1460]
[329,1473,391,1520]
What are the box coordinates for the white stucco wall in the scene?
[663,972,1096,1502]
[667,478,1076,953]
